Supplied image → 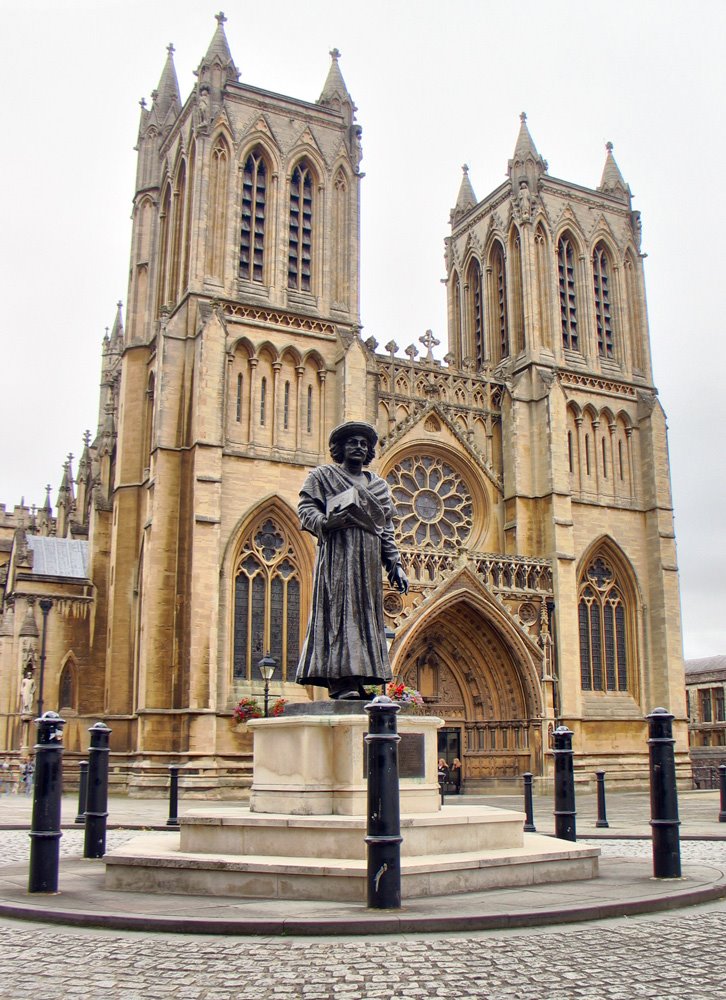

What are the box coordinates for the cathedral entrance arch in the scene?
[394,597,544,788]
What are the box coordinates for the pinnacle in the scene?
[152,42,181,119]
[318,47,352,106]
[452,164,477,221]
[513,111,540,161]
[598,140,629,200]
[200,10,239,79]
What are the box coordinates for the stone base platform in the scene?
[104,804,599,903]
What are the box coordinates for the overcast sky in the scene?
[0,0,723,659]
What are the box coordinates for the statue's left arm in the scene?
[376,478,409,594]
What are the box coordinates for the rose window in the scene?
[387,455,473,549]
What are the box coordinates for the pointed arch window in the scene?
[490,243,509,361]
[58,661,77,712]
[288,161,314,292]
[578,555,633,692]
[534,225,552,350]
[157,182,172,314]
[452,272,463,364]
[510,233,525,354]
[467,259,484,368]
[260,377,267,426]
[593,243,614,359]
[558,235,579,350]
[236,374,243,423]
[239,149,267,282]
[233,516,302,681]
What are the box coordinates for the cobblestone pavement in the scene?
[0,837,724,999]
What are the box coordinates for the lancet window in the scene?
[578,555,633,693]
[207,137,229,280]
[490,242,509,361]
[593,243,614,359]
[288,161,313,292]
[233,516,302,682]
[467,259,484,368]
[558,234,579,351]
[239,150,267,282]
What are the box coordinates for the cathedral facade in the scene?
[0,15,688,792]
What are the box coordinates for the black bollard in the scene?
[553,725,576,842]
[595,769,609,828]
[167,765,180,827]
[647,707,681,878]
[83,722,112,859]
[28,711,66,893]
[364,696,402,909]
[522,772,536,832]
[719,765,726,824]
[74,760,89,825]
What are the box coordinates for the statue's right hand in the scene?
[323,510,355,533]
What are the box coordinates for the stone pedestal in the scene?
[249,705,440,815]
[104,705,600,902]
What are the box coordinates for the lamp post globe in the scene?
[258,652,277,717]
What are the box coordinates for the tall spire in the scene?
[508,112,547,194]
[597,141,630,203]
[150,43,181,125]
[450,164,477,225]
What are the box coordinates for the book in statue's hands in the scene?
[325,487,377,532]
[326,487,359,516]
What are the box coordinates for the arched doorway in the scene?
[394,597,544,789]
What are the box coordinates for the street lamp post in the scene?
[258,652,277,717]
[384,626,395,698]
[37,598,52,719]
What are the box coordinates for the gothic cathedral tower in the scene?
[106,16,365,772]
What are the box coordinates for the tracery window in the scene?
[558,235,579,351]
[288,161,313,292]
[578,556,632,692]
[233,516,302,682]
[386,455,473,550]
[593,243,614,359]
[239,150,266,282]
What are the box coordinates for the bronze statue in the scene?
[296,421,408,699]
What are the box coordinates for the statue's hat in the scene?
[328,420,378,450]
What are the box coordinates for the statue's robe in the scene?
[296,464,403,687]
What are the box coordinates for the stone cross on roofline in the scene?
[419,329,440,362]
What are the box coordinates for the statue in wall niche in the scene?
[296,421,409,700]
[518,179,532,222]
[20,668,36,715]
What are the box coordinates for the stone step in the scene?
[179,804,527,859]
[105,830,599,902]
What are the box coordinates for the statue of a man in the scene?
[20,670,36,715]
[296,421,408,699]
